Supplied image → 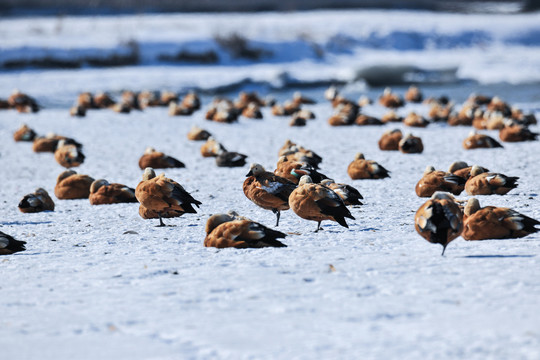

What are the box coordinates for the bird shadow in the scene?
[462,255,535,259]
[1,221,53,226]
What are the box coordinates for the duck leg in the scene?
[157,213,166,227]
[314,221,322,232]
[272,209,281,227]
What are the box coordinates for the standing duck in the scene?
[243,163,297,227]
[347,153,390,180]
[135,168,201,226]
[289,175,354,232]
[463,198,539,240]
[204,211,287,248]
[415,192,463,255]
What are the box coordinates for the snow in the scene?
[1,9,540,360]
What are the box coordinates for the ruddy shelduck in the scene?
[13,124,37,142]
[243,163,297,226]
[415,166,466,197]
[0,232,26,255]
[398,133,424,154]
[54,140,85,168]
[18,188,55,213]
[465,165,518,195]
[462,198,539,240]
[289,175,355,232]
[89,179,138,205]
[139,147,185,169]
[320,179,363,206]
[347,153,390,180]
[463,131,503,150]
[204,211,287,249]
[378,129,402,151]
[415,192,463,255]
[54,170,95,199]
[135,168,201,226]
[187,126,211,141]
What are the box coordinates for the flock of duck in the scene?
[1,86,539,256]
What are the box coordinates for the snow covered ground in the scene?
[1,9,540,360]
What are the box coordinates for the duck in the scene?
[0,232,26,255]
[18,188,55,213]
[32,134,82,153]
[186,126,211,141]
[404,85,423,103]
[13,124,37,142]
[463,131,503,149]
[462,198,539,240]
[161,90,180,106]
[357,95,372,107]
[54,140,85,168]
[324,86,339,102]
[168,101,194,116]
[137,91,161,109]
[8,89,39,113]
[320,179,363,206]
[428,102,453,122]
[121,90,140,110]
[464,165,518,195]
[499,125,538,142]
[76,92,95,108]
[274,156,328,184]
[290,114,307,127]
[448,161,489,181]
[89,179,138,205]
[135,168,201,226]
[111,101,132,114]
[200,137,227,158]
[69,104,87,117]
[289,175,354,232]
[54,170,95,199]
[414,192,463,255]
[278,141,323,170]
[415,166,466,197]
[355,114,383,126]
[292,91,316,105]
[404,112,429,127]
[215,151,248,168]
[399,133,424,154]
[378,129,402,151]
[378,87,404,108]
[138,147,185,169]
[241,103,263,119]
[381,111,402,123]
[179,91,200,110]
[93,92,116,109]
[243,163,297,226]
[347,153,390,180]
[204,211,287,248]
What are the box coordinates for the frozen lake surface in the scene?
[1,9,539,360]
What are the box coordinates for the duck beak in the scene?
[246,170,253,177]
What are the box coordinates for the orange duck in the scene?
[243,163,297,226]
[204,211,287,249]
[378,87,403,108]
[465,165,518,195]
[13,124,37,142]
[54,170,95,199]
[347,153,390,180]
[415,166,466,197]
[448,161,489,181]
[135,168,201,226]
[415,192,463,255]
[54,140,85,168]
[378,129,402,151]
[462,198,539,240]
[0,232,26,255]
[8,90,39,113]
[187,126,211,141]
[399,133,424,154]
[89,179,138,205]
[139,147,185,169]
[463,131,503,150]
[18,188,55,213]
[355,114,383,126]
[200,137,227,158]
[404,85,423,103]
[499,125,538,142]
[381,111,403,123]
[33,134,82,153]
[404,112,429,127]
[289,175,354,232]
